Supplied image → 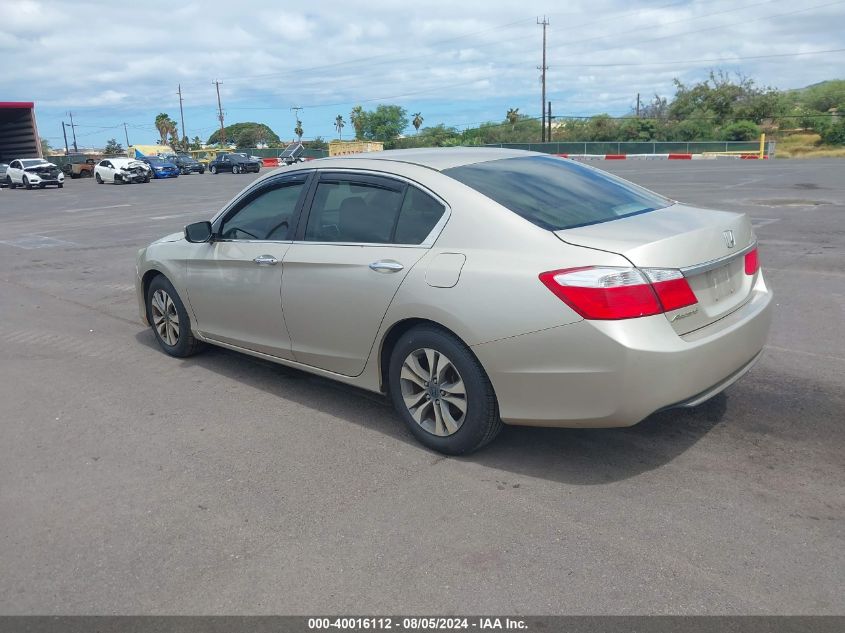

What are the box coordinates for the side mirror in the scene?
[185,221,213,243]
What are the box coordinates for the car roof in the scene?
[329,147,539,171]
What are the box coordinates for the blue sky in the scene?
[2,0,843,150]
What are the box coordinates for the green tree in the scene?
[720,120,760,141]
[235,128,259,149]
[412,112,424,134]
[584,114,619,142]
[350,105,365,139]
[190,136,202,150]
[669,117,716,142]
[819,118,845,145]
[393,124,461,148]
[334,114,345,140]
[356,105,409,147]
[307,136,328,151]
[207,123,280,146]
[103,138,124,155]
[506,107,520,130]
[619,118,658,141]
[40,138,52,155]
[154,113,177,145]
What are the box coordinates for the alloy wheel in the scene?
[399,348,467,437]
[150,289,180,346]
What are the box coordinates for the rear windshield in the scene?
[443,155,671,230]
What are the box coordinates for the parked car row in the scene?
[2,152,263,191]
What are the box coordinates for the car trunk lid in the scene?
[554,203,757,335]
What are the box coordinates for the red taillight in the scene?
[642,269,698,312]
[744,248,759,275]
[539,266,697,320]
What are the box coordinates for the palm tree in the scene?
[350,105,364,139]
[412,112,423,134]
[167,121,179,148]
[334,114,345,140]
[294,120,303,141]
[154,113,171,145]
[506,108,520,130]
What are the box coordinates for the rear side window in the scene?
[443,155,670,231]
[305,180,404,243]
[394,187,445,244]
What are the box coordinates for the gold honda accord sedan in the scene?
[136,148,772,454]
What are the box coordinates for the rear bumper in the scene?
[472,273,773,428]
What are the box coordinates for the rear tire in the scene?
[232,164,240,174]
[8,177,16,189]
[146,275,205,358]
[388,325,502,455]
[210,165,217,174]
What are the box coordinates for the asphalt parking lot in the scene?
[0,159,842,615]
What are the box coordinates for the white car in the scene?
[4,158,64,189]
[95,158,151,184]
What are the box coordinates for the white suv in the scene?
[5,158,65,189]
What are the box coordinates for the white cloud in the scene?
[3,0,842,145]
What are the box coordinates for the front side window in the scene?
[219,178,307,241]
[443,155,671,231]
[305,179,404,244]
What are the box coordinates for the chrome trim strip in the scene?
[680,241,756,276]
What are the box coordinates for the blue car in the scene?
[140,157,179,179]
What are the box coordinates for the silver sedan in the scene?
[135,148,772,454]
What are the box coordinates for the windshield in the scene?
[443,155,671,231]
[22,159,48,168]
[146,158,168,166]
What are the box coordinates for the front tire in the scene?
[388,325,502,455]
[58,183,63,188]
[146,276,204,358]
[95,173,103,184]
[23,176,32,190]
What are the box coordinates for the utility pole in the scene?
[177,84,186,147]
[123,122,130,148]
[636,93,641,118]
[213,80,226,145]
[67,111,78,152]
[61,122,70,155]
[548,100,552,141]
[537,16,549,143]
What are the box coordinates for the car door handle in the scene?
[253,255,279,265]
[369,260,404,273]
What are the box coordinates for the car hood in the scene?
[25,162,58,171]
